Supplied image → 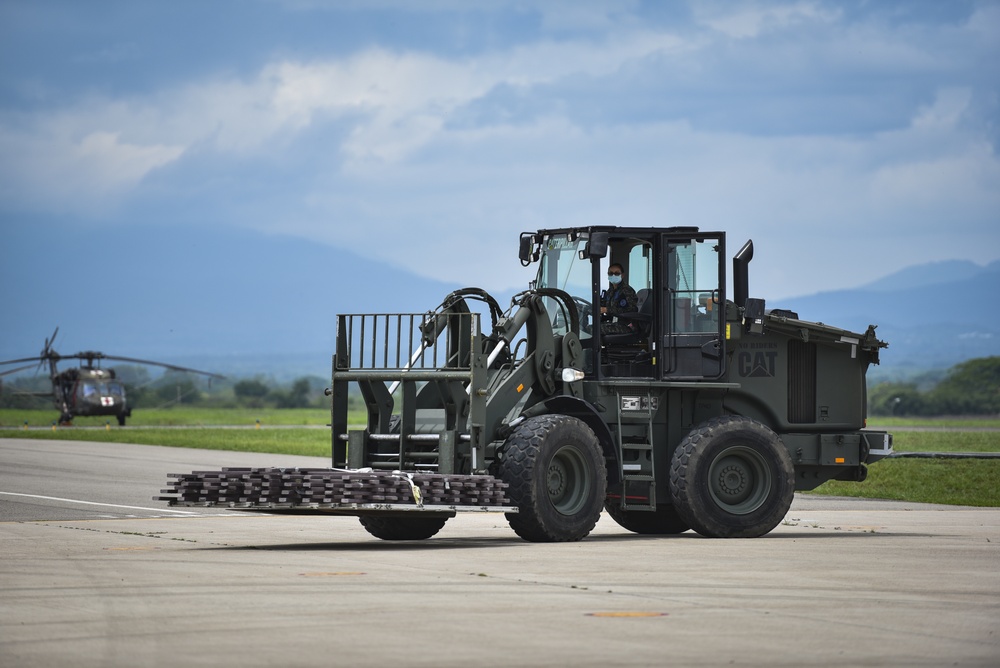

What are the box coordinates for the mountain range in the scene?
[2,221,462,378]
[770,260,1000,378]
[3,222,997,381]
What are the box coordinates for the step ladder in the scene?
[616,392,656,511]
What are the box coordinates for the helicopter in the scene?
[0,329,224,425]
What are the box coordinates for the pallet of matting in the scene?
[156,468,512,511]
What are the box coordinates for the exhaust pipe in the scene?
[733,239,753,309]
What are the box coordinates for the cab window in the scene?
[601,239,652,294]
[669,238,720,334]
[627,242,652,291]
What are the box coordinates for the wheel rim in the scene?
[547,444,591,515]
[707,445,771,515]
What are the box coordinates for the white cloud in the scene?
[0,31,693,210]
[1,1,997,301]
[693,1,838,38]
[74,130,185,190]
[274,86,999,301]
[0,125,183,214]
[912,87,974,130]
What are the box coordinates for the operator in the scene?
[600,263,637,334]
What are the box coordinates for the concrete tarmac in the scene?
[1,438,998,667]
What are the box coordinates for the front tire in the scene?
[358,515,449,541]
[500,415,606,542]
[668,416,794,538]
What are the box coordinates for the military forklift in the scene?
[161,226,891,542]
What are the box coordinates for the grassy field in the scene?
[0,408,344,458]
[0,407,334,428]
[2,409,997,507]
[805,419,1000,507]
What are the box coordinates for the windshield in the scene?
[535,234,593,339]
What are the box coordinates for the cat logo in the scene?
[738,350,778,378]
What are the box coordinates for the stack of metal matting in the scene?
[157,468,511,510]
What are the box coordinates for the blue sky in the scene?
[2,0,999,306]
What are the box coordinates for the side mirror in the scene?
[744,297,766,335]
[519,234,536,264]
[586,232,609,259]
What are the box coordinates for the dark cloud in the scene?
[447,2,996,138]
[1,0,997,303]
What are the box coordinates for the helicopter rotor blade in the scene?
[2,331,61,368]
[98,355,226,379]
[3,334,225,382]
[0,363,40,378]
[28,328,62,376]
[0,356,47,367]
[42,327,59,357]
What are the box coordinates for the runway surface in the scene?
[2,438,998,667]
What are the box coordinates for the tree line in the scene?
[868,356,999,416]
[3,357,997,416]
[0,369,330,410]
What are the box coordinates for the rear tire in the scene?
[500,415,606,542]
[604,503,688,535]
[668,415,794,538]
[358,515,449,541]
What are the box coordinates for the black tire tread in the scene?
[668,415,794,538]
[358,515,449,541]
[604,503,689,535]
[500,414,606,542]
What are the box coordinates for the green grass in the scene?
[807,459,1000,507]
[0,407,333,427]
[879,430,998,454]
[806,428,999,507]
[2,409,997,507]
[2,426,331,457]
[868,416,1000,429]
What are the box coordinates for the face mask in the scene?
[608,275,622,285]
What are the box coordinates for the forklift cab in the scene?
[528,227,726,381]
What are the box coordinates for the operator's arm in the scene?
[604,285,637,316]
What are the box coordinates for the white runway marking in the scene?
[0,491,198,515]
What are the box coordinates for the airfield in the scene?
[1,438,998,667]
